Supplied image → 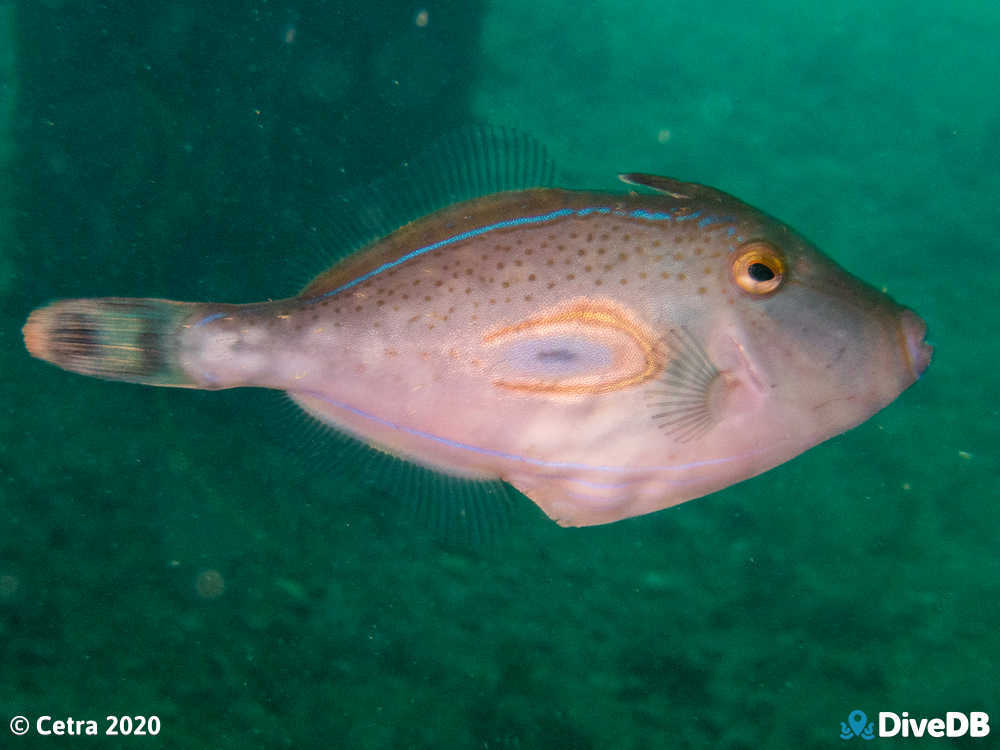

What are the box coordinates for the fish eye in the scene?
[731,242,785,295]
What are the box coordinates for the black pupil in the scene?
[747,262,776,282]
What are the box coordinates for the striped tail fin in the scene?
[23,298,202,387]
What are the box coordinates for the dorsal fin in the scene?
[301,126,558,297]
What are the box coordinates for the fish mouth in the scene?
[898,308,933,380]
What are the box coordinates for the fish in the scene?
[22,130,932,527]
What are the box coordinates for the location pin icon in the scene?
[849,710,868,737]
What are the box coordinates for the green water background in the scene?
[2,1,997,747]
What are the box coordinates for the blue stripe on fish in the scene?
[191,204,735,327]
[298,389,763,476]
[192,312,227,328]
[315,206,728,299]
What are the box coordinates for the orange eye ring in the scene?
[731,241,785,295]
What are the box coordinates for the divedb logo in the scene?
[840,709,990,740]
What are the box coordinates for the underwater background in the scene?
[1,0,997,747]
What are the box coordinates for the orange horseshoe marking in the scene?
[480,298,664,394]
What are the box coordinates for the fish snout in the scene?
[898,308,932,379]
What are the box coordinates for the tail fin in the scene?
[23,298,201,387]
